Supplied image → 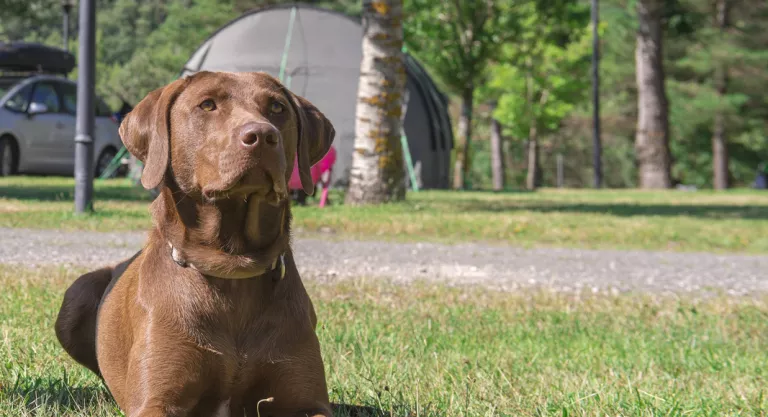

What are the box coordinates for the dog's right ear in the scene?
[285,92,335,196]
[119,78,187,190]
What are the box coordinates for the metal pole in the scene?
[556,154,564,188]
[591,0,602,189]
[62,1,71,52]
[74,0,96,214]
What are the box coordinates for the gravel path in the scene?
[2,227,767,296]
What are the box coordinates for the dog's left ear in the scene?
[286,92,335,196]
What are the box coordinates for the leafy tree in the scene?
[0,0,65,41]
[403,0,518,190]
[234,0,361,15]
[103,0,237,106]
[672,0,768,188]
[98,0,168,67]
[489,1,591,190]
[345,0,407,204]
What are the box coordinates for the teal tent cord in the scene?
[398,45,418,191]
[400,134,419,192]
[98,146,129,180]
[278,7,297,83]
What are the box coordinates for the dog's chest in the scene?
[203,291,282,353]
[189,281,299,386]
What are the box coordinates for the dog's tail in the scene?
[54,250,141,378]
[54,266,114,377]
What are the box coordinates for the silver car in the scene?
[0,74,123,177]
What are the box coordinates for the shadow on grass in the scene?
[2,377,387,416]
[1,376,115,412]
[0,183,152,202]
[455,199,768,220]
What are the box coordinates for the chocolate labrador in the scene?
[54,71,335,417]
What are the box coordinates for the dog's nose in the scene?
[236,122,280,148]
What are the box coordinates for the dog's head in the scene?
[119,71,335,204]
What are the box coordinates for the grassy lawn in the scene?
[1,265,766,416]
[2,176,768,253]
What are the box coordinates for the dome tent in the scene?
[180,3,453,189]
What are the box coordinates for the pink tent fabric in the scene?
[288,146,337,190]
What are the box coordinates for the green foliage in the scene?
[97,0,168,67]
[101,0,237,106]
[475,0,768,189]
[489,1,591,140]
[402,0,520,94]
[665,0,768,188]
[233,0,360,15]
[4,0,768,189]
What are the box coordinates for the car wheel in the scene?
[0,137,18,177]
[95,148,117,178]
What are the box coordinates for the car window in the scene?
[30,83,61,113]
[4,83,33,113]
[58,82,77,115]
[56,81,113,117]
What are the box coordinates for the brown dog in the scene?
[54,71,335,417]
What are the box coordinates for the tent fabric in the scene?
[181,3,453,189]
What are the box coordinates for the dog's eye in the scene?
[199,99,217,112]
[270,101,284,114]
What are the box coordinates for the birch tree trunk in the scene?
[635,0,672,189]
[452,86,474,190]
[345,0,407,205]
[489,101,504,191]
[712,0,730,190]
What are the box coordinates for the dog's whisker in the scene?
[256,397,274,417]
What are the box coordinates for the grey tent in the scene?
[181,3,453,189]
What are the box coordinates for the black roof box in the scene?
[0,42,75,75]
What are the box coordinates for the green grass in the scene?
[1,265,767,416]
[2,176,768,253]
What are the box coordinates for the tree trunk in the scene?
[489,101,504,191]
[452,86,474,190]
[712,0,730,190]
[526,126,540,191]
[635,0,672,189]
[345,0,406,205]
[503,140,514,187]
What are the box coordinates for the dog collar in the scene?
[169,242,286,281]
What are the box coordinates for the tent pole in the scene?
[399,70,418,192]
[400,134,419,192]
[278,6,297,83]
[398,48,418,192]
[98,146,128,180]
